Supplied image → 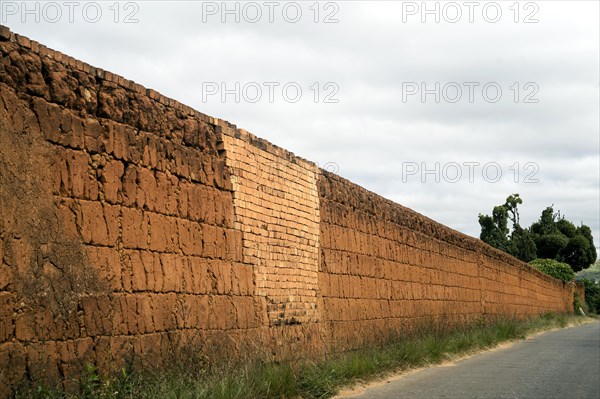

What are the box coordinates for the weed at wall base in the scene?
[14,313,593,399]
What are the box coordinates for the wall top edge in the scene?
[320,170,568,288]
[0,24,317,169]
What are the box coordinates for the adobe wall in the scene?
[0,25,269,396]
[318,171,574,350]
[0,26,577,396]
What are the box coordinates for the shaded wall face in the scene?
[0,26,578,397]
[0,32,263,395]
[318,171,573,350]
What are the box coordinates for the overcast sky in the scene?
[3,0,599,250]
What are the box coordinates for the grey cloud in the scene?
[3,0,598,249]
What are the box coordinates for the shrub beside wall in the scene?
[530,259,576,282]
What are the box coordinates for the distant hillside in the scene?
[576,261,600,283]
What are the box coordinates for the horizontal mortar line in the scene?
[234,195,312,206]
[321,210,484,254]
[235,210,318,220]
[234,176,314,189]
[321,270,479,280]
[322,247,499,271]
[326,314,487,322]
[104,290,257,297]
[116,249,246,263]
[52,195,236,229]
[7,327,283,346]
[324,299,484,304]
[323,274,481,284]
[320,258,480,278]
[45,138,231,192]
[322,227,474,258]
[240,214,319,224]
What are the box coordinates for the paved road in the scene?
[343,322,600,399]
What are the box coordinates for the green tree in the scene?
[479,196,596,272]
[530,207,558,236]
[577,278,600,314]
[510,225,537,262]
[556,218,577,238]
[479,205,510,252]
[504,194,523,226]
[529,206,596,271]
[535,233,568,259]
[479,194,536,262]
[577,225,597,265]
[560,234,594,273]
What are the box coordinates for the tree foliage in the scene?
[478,206,510,253]
[556,218,577,238]
[578,278,600,314]
[478,194,536,262]
[509,225,537,262]
[576,260,600,282]
[479,194,596,272]
[535,233,568,259]
[561,235,594,273]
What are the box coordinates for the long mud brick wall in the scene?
[0,26,578,396]
[318,171,575,351]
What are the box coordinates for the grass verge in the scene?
[16,313,596,399]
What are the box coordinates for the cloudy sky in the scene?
[3,1,599,249]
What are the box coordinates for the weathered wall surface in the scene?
[0,26,263,397]
[318,172,574,350]
[0,26,578,396]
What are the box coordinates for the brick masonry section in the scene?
[0,25,581,397]
[220,130,320,327]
